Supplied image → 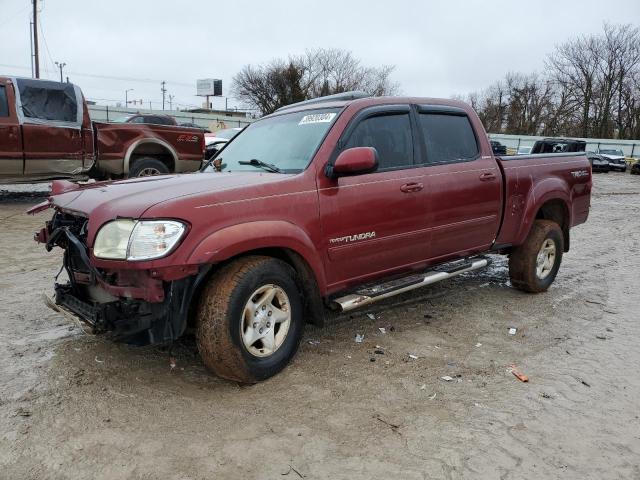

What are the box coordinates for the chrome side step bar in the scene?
[331,256,490,312]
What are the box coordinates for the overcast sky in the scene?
[1,0,638,112]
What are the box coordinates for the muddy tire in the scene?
[196,256,304,383]
[129,157,170,177]
[509,220,564,293]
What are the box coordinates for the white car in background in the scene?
[598,149,627,172]
[204,127,244,160]
[517,146,532,155]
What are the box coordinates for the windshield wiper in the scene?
[238,158,282,173]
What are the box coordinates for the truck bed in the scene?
[495,152,591,249]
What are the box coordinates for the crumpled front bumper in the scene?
[45,221,210,345]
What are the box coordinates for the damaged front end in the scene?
[37,209,209,346]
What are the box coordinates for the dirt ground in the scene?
[0,173,639,480]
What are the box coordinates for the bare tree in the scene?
[464,24,640,140]
[232,48,399,115]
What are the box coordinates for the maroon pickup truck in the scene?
[32,92,592,383]
[0,76,204,181]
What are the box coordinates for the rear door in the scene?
[416,106,502,261]
[0,80,23,176]
[318,105,430,288]
[16,78,84,177]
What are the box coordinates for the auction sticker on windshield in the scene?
[299,112,336,125]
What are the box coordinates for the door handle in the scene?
[400,182,423,193]
[479,172,496,181]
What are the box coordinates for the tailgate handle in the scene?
[400,182,423,193]
[479,172,496,181]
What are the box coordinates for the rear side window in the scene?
[0,86,8,117]
[418,113,478,164]
[16,78,79,123]
[344,113,413,170]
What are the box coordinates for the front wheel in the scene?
[196,256,304,383]
[509,220,564,293]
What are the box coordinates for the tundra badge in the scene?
[329,232,376,244]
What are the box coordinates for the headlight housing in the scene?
[93,219,186,261]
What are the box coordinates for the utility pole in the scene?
[161,81,167,110]
[168,94,174,110]
[55,62,66,83]
[32,0,40,78]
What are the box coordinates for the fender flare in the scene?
[186,220,327,292]
[124,138,179,174]
[514,178,571,246]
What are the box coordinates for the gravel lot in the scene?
[0,173,639,479]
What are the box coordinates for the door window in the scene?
[343,113,413,170]
[418,113,478,164]
[0,86,8,117]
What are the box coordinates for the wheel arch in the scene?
[534,198,571,252]
[516,193,571,252]
[187,221,327,326]
[124,138,178,175]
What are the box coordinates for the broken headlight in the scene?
[93,219,186,261]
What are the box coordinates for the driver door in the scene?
[318,106,430,290]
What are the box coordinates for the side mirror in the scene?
[327,147,378,178]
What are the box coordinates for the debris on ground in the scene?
[366,313,376,321]
[510,365,529,382]
[429,393,437,400]
[307,340,320,346]
[408,354,418,360]
[475,343,482,347]
[580,379,591,387]
[586,299,605,306]
[374,349,385,355]
[370,357,376,362]
[14,407,31,417]
[94,356,104,363]
[378,327,386,334]
[355,334,365,343]
[508,328,517,335]
[420,384,426,390]
[441,375,454,382]
[373,414,400,433]
[595,335,607,340]
[540,392,554,399]
[281,464,305,478]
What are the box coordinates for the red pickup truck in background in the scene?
[33,91,592,383]
[0,76,205,181]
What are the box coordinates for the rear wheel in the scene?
[129,157,170,177]
[196,256,304,383]
[509,220,563,293]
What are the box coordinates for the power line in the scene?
[0,3,30,29]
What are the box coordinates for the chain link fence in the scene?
[488,133,640,158]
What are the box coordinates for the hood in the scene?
[600,153,625,161]
[50,172,288,219]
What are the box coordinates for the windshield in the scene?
[600,149,624,156]
[214,128,242,139]
[203,108,340,174]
